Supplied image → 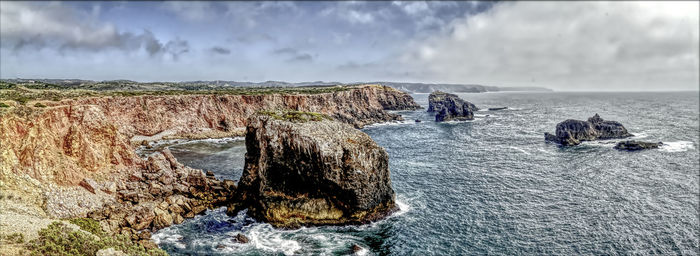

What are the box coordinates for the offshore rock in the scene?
[427,91,478,122]
[545,114,633,146]
[228,112,396,228]
[614,140,663,151]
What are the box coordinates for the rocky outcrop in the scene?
[545,114,633,146]
[614,141,663,151]
[374,85,421,110]
[0,84,417,216]
[227,112,396,228]
[85,149,235,245]
[427,91,478,122]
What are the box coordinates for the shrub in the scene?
[34,102,47,108]
[0,102,9,108]
[29,221,167,256]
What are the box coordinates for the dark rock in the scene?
[206,171,215,177]
[545,114,632,146]
[588,114,632,139]
[233,233,249,243]
[216,244,226,249]
[614,140,663,151]
[351,244,363,253]
[488,107,508,111]
[138,230,152,240]
[428,91,478,122]
[374,85,422,110]
[228,113,396,227]
[79,178,99,194]
[415,119,421,123]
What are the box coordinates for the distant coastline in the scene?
[0,78,552,94]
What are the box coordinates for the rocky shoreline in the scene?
[0,84,419,254]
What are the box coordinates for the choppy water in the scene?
[153,92,700,255]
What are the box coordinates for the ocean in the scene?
[151,91,700,255]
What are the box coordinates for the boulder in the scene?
[614,140,663,151]
[227,112,396,227]
[233,233,249,243]
[427,91,478,122]
[545,114,632,146]
[488,107,508,111]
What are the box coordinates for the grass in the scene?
[0,102,9,108]
[28,219,167,256]
[0,85,355,104]
[259,110,332,122]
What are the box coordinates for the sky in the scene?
[0,1,698,91]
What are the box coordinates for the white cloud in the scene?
[396,1,700,91]
[346,10,374,24]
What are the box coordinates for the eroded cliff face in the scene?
[0,85,417,223]
[1,85,416,186]
[228,113,396,227]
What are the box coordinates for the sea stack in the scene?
[545,114,633,146]
[227,111,396,227]
[427,91,478,122]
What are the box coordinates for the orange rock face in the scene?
[0,85,418,187]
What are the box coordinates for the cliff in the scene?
[228,112,396,227]
[0,84,418,248]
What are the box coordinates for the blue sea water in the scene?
[152,91,700,255]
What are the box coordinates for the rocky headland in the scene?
[545,114,633,146]
[427,91,479,122]
[0,84,418,254]
[228,111,396,228]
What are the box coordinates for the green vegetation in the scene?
[28,220,167,256]
[1,232,25,244]
[0,84,355,104]
[34,102,47,108]
[0,102,9,108]
[259,110,332,122]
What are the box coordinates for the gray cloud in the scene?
[272,47,314,62]
[396,2,699,91]
[288,53,313,63]
[210,46,231,55]
[1,2,187,60]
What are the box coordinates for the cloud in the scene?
[162,2,215,22]
[396,1,700,90]
[210,46,231,55]
[271,47,314,62]
[288,53,313,62]
[0,2,185,59]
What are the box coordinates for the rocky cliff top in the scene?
[229,113,396,227]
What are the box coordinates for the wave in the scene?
[660,141,695,153]
[363,120,413,128]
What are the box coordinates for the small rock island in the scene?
[427,91,479,122]
[545,114,633,146]
[614,140,663,151]
[227,110,396,227]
